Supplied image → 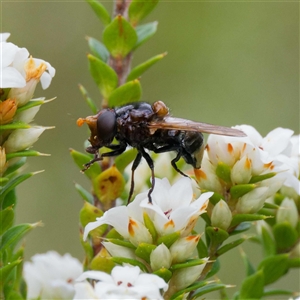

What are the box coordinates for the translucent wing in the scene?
[149,116,246,137]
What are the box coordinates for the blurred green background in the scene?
[2,1,299,298]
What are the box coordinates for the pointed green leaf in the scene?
[90,255,115,273]
[6,150,49,160]
[273,222,298,251]
[196,236,208,258]
[6,291,24,300]
[0,172,35,206]
[230,184,256,199]
[115,148,138,173]
[153,268,172,283]
[108,80,142,107]
[230,214,271,228]
[87,36,110,63]
[70,148,101,180]
[0,258,22,286]
[239,270,264,299]
[263,289,295,297]
[134,22,158,49]
[88,54,118,99]
[75,183,94,204]
[86,0,111,25]
[0,223,38,254]
[0,122,31,131]
[260,223,276,257]
[79,202,104,229]
[206,226,229,249]
[206,258,220,279]
[258,254,289,285]
[250,172,276,184]
[170,258,208,271]
[128,0,159,26]
[111,257,148,272]
[288,257,300,268]
[126,52,167,82]
[16,99,44,113]
[229,221,252,235]
[103,15,137,58]
[78,84,98,114]
[143,212,158,242]
[0,177,9,184]
[215,162,231,183]
[157,231,180,248]
[0,206,14,235]
[135,243,156,263]
[216,238,246,256]
[3,157,26,177]
[107,238,135,249]
[240,248,256,276]
[192,282,229,299]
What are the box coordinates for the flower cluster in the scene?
[83,177,211,297]
[0,33,55,175]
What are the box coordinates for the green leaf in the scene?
[111,257,148,272]
[205,226,229,250]
[215,162,231,183]
[170,280,208,300]
[126,52,167,82]
[79,202,103,229]
[157,231,180,248]
[0,172,36,207]
[0,122,30,131]
[143,212,158,242]
[273,222,298,252]
[171,258,208,271]
[192,282,229,299]
[78,84,98,114]
[288,257,300,268]
[74,183,94,204]
[16,98,46,113]
[229,222,252,235]
[86,0,111,25]
[0,223,38,254]
[135,243,156,263]
[3,157,26,177]
[87,36,110,63]
[0,258,22,287]
[0,206,14,235]
[115,148,138,173]
[249,172,276,184]
[205,258,220,279]
[0,177,9,184]
[134,22,158,49]
[216,237,246,256]
[196,236,208,258]
[70,148,101,180]
[258,254,289,285]
[260,223,276,257]
[230,214,270,228]
[103,15,137,58]
[239,270,264,299]
[88,54,118,99]
[6,150,49,160]
[6,291,24,300]
[263,289,295,297]
[2,189,17,210]
[128,0,159,26]
[230,184,256,199]
[108,80,142,107]
[240,248,256,276]
[107,238,135,249]
[153,268,172,283]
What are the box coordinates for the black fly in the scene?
[77,101,246,203]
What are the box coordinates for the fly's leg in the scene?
[127,152,142,204]
[138,147,155,204]
[170,149,189,177]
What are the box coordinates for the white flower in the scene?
[1,33,55,105]
[74,265,168,300]
[140,177,212,236]
[276,197,298,228]
[23,251,82,300]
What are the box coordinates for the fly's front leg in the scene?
[127,152,142,205]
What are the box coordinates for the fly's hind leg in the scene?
[127,152,142,204]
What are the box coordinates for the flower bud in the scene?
[231,155,252,184]
[102,241,136,260]
[276,198,298,228]
[211,200,232,230]
[3,126,51,153]
[236,187,268,214]
[14,105,40,123]
[0,147,8,175]
[127,217,153,247]
[169,235,200,263]
[150,243,172,271]
[0,99,17,124]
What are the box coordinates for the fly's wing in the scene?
[149,116,246,137]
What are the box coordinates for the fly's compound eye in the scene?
[96,109,117,142]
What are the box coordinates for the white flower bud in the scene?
[211,200,232,230]
[102,241,136,259]
[236,187,268,214]
[150,243,172,271]
[276,198,298,228]
[14,106,41,124]
[3,126,52,153]
[169,235,200,263]
[231,155,252,184]
[0,147,8,175]
[128,217,153,247]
